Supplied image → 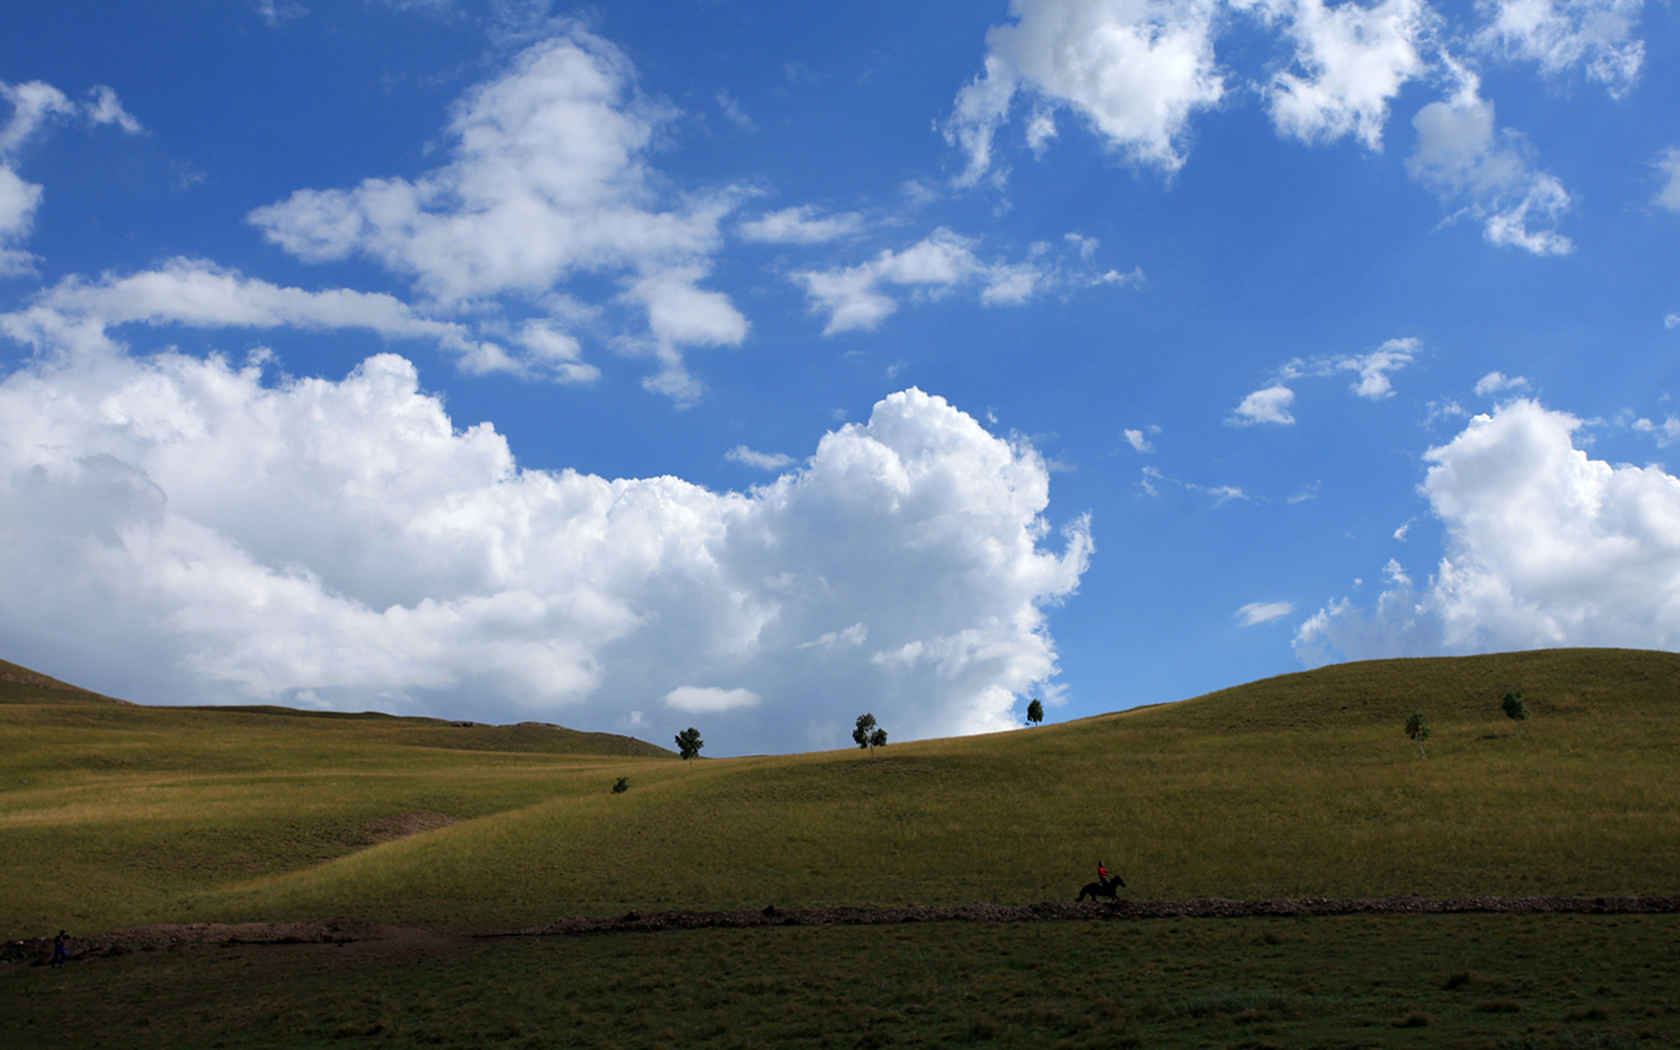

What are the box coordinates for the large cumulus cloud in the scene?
[0,348,1091,754]
[1296,399,1680,663]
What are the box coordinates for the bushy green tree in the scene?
[1501,690,1528,725]
[1405,712,1431,759]
[1026,698,1044,726]
[674,727,703,760]
[611,777,630,794]
[853,713,886,753]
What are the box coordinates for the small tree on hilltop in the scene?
[1026,698,1044,726]
[1501,690,1528,728]
[674,727,703,760]
[1405,712,1431,759]
[854,713,887,754]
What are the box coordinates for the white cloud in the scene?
[1296,399,1680,664]
[1122,428,1153,453]
[1238,0,1433,150]
[793,228,1132,335]
[1424,398,1467,426]
[796,622,868,650]
[1406,68,1573,256]
[664,686,761,713]
[944,0,1224,184]
[0,165,42,275]
[1236,600,1293,626]
[0,351,1092,754]
[1272,337,1418,400]
[737,205,866,244]
[1139,465,1248,505]
[1473,0,1645,98]
[715,90,756,132]
[0,81,75,156]
[725,445,796,471]
[1393,519,1413,541]
[1665,313,1680,330]
[1473,370,1530,396]
[84,86,143,135]
[1655,148,1680,213]
[0,258,563,380]
[1288,480,1320,504]
[1631,416,1680,447]
[1,80,143,273]
[245,25,747,400]
[1229,385,1296,426]
[254,0,310,27]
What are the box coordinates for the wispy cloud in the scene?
[1236,600,1293,627]
[725,445,796,471]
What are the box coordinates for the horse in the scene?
[1076,873,1127,903]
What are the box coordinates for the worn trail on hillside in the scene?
[7,896,1678,964]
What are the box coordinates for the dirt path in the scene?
[8,896,1677,964]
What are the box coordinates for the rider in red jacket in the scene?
[1097,861,1113,885]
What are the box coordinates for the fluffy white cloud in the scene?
[1296,399,1680,663]
[1237,0,1433,150]
[1122,428,1153,453]
[944,0,1225,183]
[1229,385,1296,426]
[1473,370,1530,396]
[1406,70,1573,255]
[1473,0,1645,97]
[1236,601,1293,626]
[725,445,796,471]
[0,348,1091,754]
[737,206,865,244]
[1655,148,1680,213]
[793,228,1136,335]
[246,25,746,399]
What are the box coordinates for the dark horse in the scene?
[1076,873,1127,903]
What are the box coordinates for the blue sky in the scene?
[3,0,1678,755]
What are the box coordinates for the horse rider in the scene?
[1097,860,1114,886]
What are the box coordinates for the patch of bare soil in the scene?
[7,896,1675,965]
[358,811,457,845]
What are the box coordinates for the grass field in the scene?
[3,647,1678,1046]
[6,916,1677,1048]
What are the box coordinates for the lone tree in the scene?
[674,727,703,760]
[1501,690,1529,726]
[611,777,630,794]
[1026,698,1044,726]
[1405,711,1431,759]
[853,713,888,753]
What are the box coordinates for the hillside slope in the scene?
[3,648,1677,935]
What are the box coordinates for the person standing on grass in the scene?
[50,930,67,967]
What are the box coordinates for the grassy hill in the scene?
[2,648,1677,937]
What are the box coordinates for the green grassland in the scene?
[4,648,1679,1048]
[3,648,1679,934]
[8,916,1679,1049]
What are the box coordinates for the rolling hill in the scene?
[2,647,1676,936]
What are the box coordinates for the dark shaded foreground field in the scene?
[5,914,1676,1049]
